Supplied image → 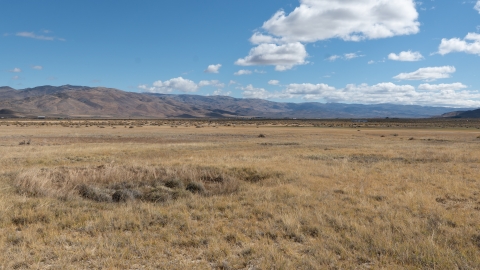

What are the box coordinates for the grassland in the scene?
[1,119,480,269]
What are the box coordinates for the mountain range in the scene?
[0,85,474,119]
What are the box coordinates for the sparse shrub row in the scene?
[12,164,276,203]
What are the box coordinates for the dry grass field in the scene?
[1,119,480,269]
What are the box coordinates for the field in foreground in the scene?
[1,120,480,269]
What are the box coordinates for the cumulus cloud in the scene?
[268,80,280,85]
[32,65,43,70]
[393,66,456,81]
[9,68,21,73]
[235,42,308,71]
[139,77,225,93]
[418,83,467,91]
[211,89,232,96]
[327,53,363,61]
[238,0,418,71]
[260,0,419,43]
[234,70,252,76]
[327,55,341,62]
[199,80,225,88]
[388,51,424,61]
[240,81,480,107]
[249,33,281,44]
[437,33,480,56]
[344,53,364,60]
[284,83,337,98]
[475,1,480,13]
[15,31,65,41]
[12,75,20,80]
[204,64,222,73]
[240,84,280,99]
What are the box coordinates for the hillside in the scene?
[0,85,469,118]
[441,108,480,118]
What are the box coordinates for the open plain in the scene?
[1,119,480,269]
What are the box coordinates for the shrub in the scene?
[77,184,112,202]
[164,179,184,189]
[230,167,270,183]
[142,187,173,203]
[112,189,141,203]
[186,182,206,194]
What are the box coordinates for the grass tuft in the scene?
[186,182,206,194]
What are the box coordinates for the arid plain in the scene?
[1,119,480,269]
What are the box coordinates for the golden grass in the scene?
[1,120,480,269]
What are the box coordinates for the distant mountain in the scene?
[0,85,470,118]
[441,108,480,118]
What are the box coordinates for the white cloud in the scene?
[327,55,341,62]
[344,53,364,60]
[139,77,199,93]
[242,81,480,107]
[199,80,225,88]
[249,33,281,44]
[388,51,424,61]
[268,80,280,85]
[32,65,43,70]
[228,80,238,86]
[235,42,308,71]
[326,53,364,61]
[284,83,336,96]
[15,31,65,41]
[234,70,252,76]
[12,75,20,80]
[260,0,419,43]
[393,66,456,81]
[211,89,232,96]
[368,60,375,64]
[139,77,226,93]
[437,33,480,56]
[475,1,480,13]
[418,83,467,91]
[238,0,418,71]
[204,64,222,73]
[240,84,279,99]
[9,68,21,73]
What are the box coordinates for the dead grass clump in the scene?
[186,182,206,194]
[6,235,24,246]
[77,184,112,202]
[11,214,50,226]
[141,186,174,203]
[229,167,271,183]
[369,195,387,202]
[473,234,480,249]
[164,178,184,189]
[112,189,142,203]
[14,168,76,199]
[12,164,278,204]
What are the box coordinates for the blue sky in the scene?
[2,0,480,107]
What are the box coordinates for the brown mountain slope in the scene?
[443,108,480,118]
[0,85,471,118]
[0,85,211,118]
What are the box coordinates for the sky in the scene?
[1,0,480,107]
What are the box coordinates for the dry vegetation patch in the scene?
[13,164,276,203]
[1,120,480,269]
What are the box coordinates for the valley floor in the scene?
[1,120,480,269]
